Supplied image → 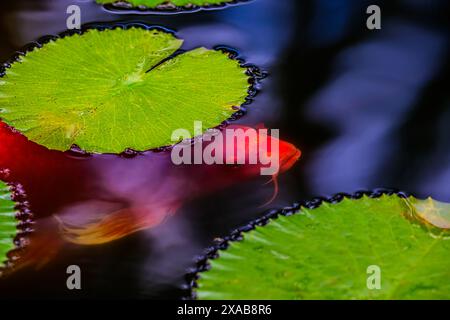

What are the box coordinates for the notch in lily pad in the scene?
[96,0,248,12]
[0,171,33,275]
[190,191,450,300]
[0,25,258,154]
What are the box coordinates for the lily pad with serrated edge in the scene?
[96,0,248,12]
[0,173,33,275]
[190,191,450,300]
[0,26,254,154]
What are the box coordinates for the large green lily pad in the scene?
[195,195,450,300]
[96,0,238,10]
[0,28,250,153]
[0,180,18,269]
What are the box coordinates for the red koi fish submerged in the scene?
[0,122,301,272]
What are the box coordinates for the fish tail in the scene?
[58,208,169,246]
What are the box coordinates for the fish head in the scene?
[218,124,301,178]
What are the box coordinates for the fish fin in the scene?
[57,206,175,246]
[259,174,279,208]
[263,176,274,186]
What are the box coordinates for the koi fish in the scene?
[58,124,301,246]
[0,122,301,272]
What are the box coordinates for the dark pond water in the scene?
[0,0,448,299]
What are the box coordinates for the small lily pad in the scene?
[193,193,450,300]
[0,176,32,273]
[0,27,251,153]
[0,180,16,269]
[96,0,242,11]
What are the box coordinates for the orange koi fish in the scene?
[0,122,300,272]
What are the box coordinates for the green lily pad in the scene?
[0,180,18,269]
[96,0,238,10]
[0,28,250,153]
[195,194,450,300]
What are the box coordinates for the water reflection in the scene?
[305,18,448,195]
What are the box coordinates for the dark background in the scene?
[0,0,448,299]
